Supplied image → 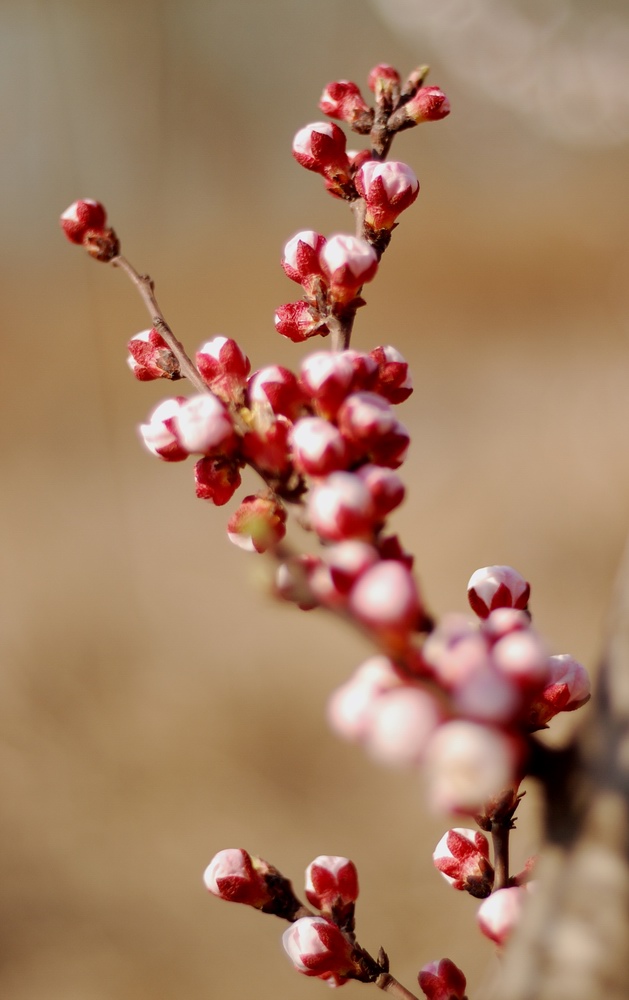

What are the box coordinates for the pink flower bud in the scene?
[282,915,356,978]
[365,686,441,766]
[319,81,372,127]
[282,231,327,286]
[325,541,380,596]
[483,608,530,642]
[275,554,321,611]
[196,336,250,403]
[467,565,530,619]
[194,457,241,506]
[319,235,378,303]
[369,345,413,404]
[227,494,286,553]
[247,365,306,420]
[432,828,494,898]
[174,393,236,456]
[327,655,401,742]
[343,349,380,392]
[349,560,421,633]
[528,653,591,727]
[355,160,419,231]
[418,958,467,1000]
[299,351,357,419]
[290,417,351,477]
[491,630,549,692]
[337,392,409,468]
[424,721,522,814]
[356,464,405,519]
[60,198,106,244]
[367,64,401,101]
[127,328,181,381]
[139,398,189,462]
[477,886,526,946]
[305,856,359,913]
[242,414,292,477]
[308,472,375,541]
[292,122,350,179]
[203,848,273,909]
[404,86,451,124]
[274,301,327,343]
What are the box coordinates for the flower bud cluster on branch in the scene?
[61,61,591,1000]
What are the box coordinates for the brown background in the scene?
[2,2,629,998]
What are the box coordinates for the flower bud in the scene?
[305,856,359,914]
[432,828,494,898]
[292,122,351,181]
[369,345,413,404]
[325,541,380,596]
[477,886,526,945]
[290,417,351,477]
[281,231,327,287]
[227,494,286,553]
[319,81,373,128]
[242,414,292,477]
[367,64,401,103]
[365,686,441,766]
[274,301,327,343]
[60,199,106,244]
[349,560,421,634]
[139,398,189,462]
[247,365,306,420]
[355,160,419,231]
[418,958,467,1000]
[282,916,356,979]
[194,456,241,506]
[203,848,273,909]
[308,472,375,541]
[319,235,378,304]
[356,464,405,519]
[174,393,236,456]
[196,336,250,403]
[528,653,590,728]
[491,629,549,693]
[326,655,401,743]
[299,351,357,419]
[467,565,530,619]
[404,86,451,124]
[424,721,522,814]
[127,328,181,381]
[337,392,409,468]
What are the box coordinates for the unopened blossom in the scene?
[242,413,292,477]
[299,351,357,419]
[327,655,401,742]
[227,494,286,553]
[196,336,250,403]
[290,417,351,477]
[247,365,306,420]
[337,391,410,468]
[529,653,591,728]
[432,828,494,898]
[324,540,380,595]
[274,300,327,343]
[194,456,241,506]
[308,471,375,542]
[282,915,356,979]
[203,848,273,909]
[477,886,526,946]
[319,80,373,127]
[365,686,441,766]
[139,397,188,462]
[356,464,405,519]
[127,328,181,381]
[491,629,549,693]
[349,560,421,633]
[319,235,378,303]
[467,565,530,619]
[355,160,419,231]
[281,230,327,287]
[424,721,522,814]
[404,86,451,124]
[292,122,351,180]
[174,393,236,456]
[418,958,467,1000]
[369,345,413,404]
[275,554,321,611]
[305,856,359,915]
[367,64,401,102]
[60,198,106,244]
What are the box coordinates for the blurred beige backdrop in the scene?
[2,2,629,998]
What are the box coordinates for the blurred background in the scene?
[2,1,629,997]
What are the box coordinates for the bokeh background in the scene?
[2,1,629,998]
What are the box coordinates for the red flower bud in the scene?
[404,86,451,124]
[194,457,241,506]
[319,81,373,127]
[432,828,494,898]
[139,398,189,462]
[282,916,356,979]
[418,958,467,1000]
[203,848,273,909]
[369,345,413,403]
[274,301,328,343]
[355,160,419,231]
[290,417,351,477]
[467,565,530,619]
[308,472,375,542]
[227,493,286,553]
[367,64,401,103]
[174,393,236,456]
[292,122,350,181]
[305,856,359,913]
[319,235,378,304]
[60,199,106,244]
[281,230,327,288]
[196,336,250,403]
[349,560,421,634]
[127,328,181,381]
[477,886,526,946]
[247,365,307,420]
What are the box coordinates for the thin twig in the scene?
[375,972,421,1000]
